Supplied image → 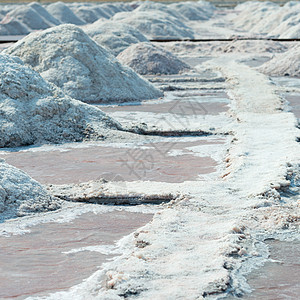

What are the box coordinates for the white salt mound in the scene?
[0,17,30,35]
[221,40,288,54]
[46,1,85,25]
[84,20,148,56]
[134,2,185,20]
[0,53,122,148]
[0,160,60,217]
[258,44,300,77]
[111,10,194,40]
[170,1,215,21]
[7,5,51,30]
[72,6,104,23]
[5,24,162,103]
[117,42,191,75]
[28,2,61,26]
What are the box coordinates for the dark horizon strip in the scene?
[1,36,300,44]
[151,38,300,42]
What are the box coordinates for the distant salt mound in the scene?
[117,42,191,75]
[0,160,60,218]
[72,6,107,23]
[0,17,30,35]
[269,14,300,37]
[5,25,162,103]
[280,23,300,38]
[233,1,279,32]
[221,40,288,54]
[258,44,300,77]
[97,3,124,17]
[134,2,185,20]
[170,1,215,21]
[47,2,85,25]
[0,54,123,148]
[111,10,194,40]
[6,5,51,30]
[84,20,149,56]
[28,2,61,26]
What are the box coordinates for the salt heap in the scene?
[117,42,191,75]
[6,5,52,30]
[0,160,60,217]
[28,2,61,26]
[258,44,300,77]
[72,5,107,23]
[134,1,184,20]
[0,17,30,35]
[111,10,194,40]
[5,24,162,103]
[46,2,85,25]
[0,54,122,148]
[84,20,149,56]
[233,1,279,32]
[221,40,288,54]
[170,1,216,21]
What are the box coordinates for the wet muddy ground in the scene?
[244,239,300,299]
[1,137,224,184]
[285,94,300,119]
[0,211,153,299]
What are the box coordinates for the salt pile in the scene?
[221,40,288,54]
[84,20,149,56]
[0,53,123,148]
[6,5,51,30]
[111,10,194,40]
[0,160,60,217]
[0,17,29,35]
[117,42,191,75]
[72,6,106,24]
[46,2,85,25]
[5,24,162,103]
[232,1,300,38]
[28,2,61,26]
[233,1,279,32]
[134,1,184,20]
[258,44,300,77]
[170,1,216,21]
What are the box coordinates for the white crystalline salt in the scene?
[170,1,215,21]
[72,6,103,24]
[258,44,300,77]
[0,53,123,148]
[46,1,86,25]
[5,24,162,103]
[117,42,191,75]
[7,5,51,30]
[111,10,194,40]
[28,2,61,26]
[83,20,148,56]
[134,1,185,20]
[0,17,30,35]
[0,160,60,217]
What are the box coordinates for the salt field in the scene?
[0,1,299,299]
